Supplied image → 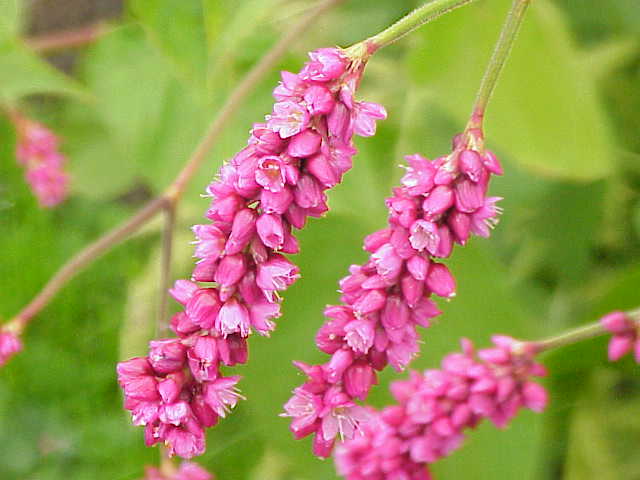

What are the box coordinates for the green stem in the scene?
[532,308,640,353]
[157,204,176,337]
[468,0,531,128]
[364,0,477,51]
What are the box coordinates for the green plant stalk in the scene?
[365,0,477,51]
[532,308,640,352]
[468,0,531,129]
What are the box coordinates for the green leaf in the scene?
[0,38,91,102]
[72,25,209,197]
[407,0,615,181]
[129,0,208,89]
[0,0,22,39]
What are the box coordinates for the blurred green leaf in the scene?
[129,0,208,89]
[408,0,615,181]
[0,38,91,102]
[0,0,22,39]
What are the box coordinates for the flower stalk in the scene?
[362,0,477,52]
[468,0,531,128]
[533,308,640,353]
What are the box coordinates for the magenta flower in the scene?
[601,310,640,362]
[285,128,504,456]
[118,46,386,458]
[13,114,69,208]
[334,337,547,479]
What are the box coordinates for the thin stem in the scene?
[25,22,109,53]
[532,308,640,353]
[363,0,476,52]
[157,204,176,337]
[468,0,531,128]
[7,0,342,329]
[11,196,169,331]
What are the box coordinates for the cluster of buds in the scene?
[142,461,213,480]
[0,324,22,367]
[283,126,504,456]
[13,114,69,207]
[117,47,386,458]
[601,310,640,362]
[334,336,548,479]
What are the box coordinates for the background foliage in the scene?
[1,0,639,479]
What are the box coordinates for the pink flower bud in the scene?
[458,150,484,182]
[149,339,187,374]
[482,150,503,175]
[170,280,200,306]
[422,185,454,220]
[255,156,286,193]
[186,289,221,330]
[426,262,456,298]
[261,186,294,214]
[454,178,485,213]
[304,85,335,115]
[256,213,285,250]
[325,349,354,383]
[214,254,247,287]
[307,153,340,188]
[344,362,377,401]
[287,129,322,158]
[225,208,257,255]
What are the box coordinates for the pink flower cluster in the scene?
[0,328,22,367]
[283,128,503,456]
[142,461,213,480]
[334,336,548,480]
[14,115,69,207]
[117,47,386,458]
[601,310,640,362]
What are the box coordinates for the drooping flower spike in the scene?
[141,461,213,480]
[283,126,504,456]
[334,336,548,480]
[117,47,386,458]
[12,113,69,208]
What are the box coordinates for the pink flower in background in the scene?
[284,127,504,456]
[13,114,69,207]
[0,328,22,367]
[601,310,640,362]
[334,337,547,479]
[142,461,213,480]
[118,46,386,458]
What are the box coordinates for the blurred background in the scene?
[1,0,639,478]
